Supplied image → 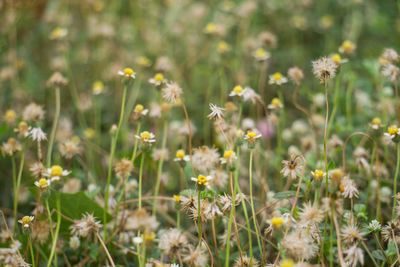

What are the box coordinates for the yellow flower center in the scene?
[280,259,295,267]
[21,216,32,225]
[218,41,229,53]
[224,150,233,159]
[271,98,281,107]
[84,128,95,139]
[138,56,150,66]
[233,85,243,93]
[205,23,216,33]
[173,195,181,202]
[388,125,399,136]
[331,53,341,63]
[342,40,354,50]
[372,117,381,125]
[123,68,134,76]
[176,149,185,158]
[4,110,16,121]
[51,165,63,177]
[273,72,283,80]
[256,48,266,57]
[39,178,48,187]
[154,73,164,82]
[140,131,151,140]
[197,175,208,185]
[313,169,325,180]
[135,104,144,113]
[247,131,257,139]
[144,232,156,241]
[271,217,284,227]
[93,81,104,93]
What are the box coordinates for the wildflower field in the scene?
[1,0,400,266]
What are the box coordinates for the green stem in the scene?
[361,240,380,267]
[327,73,340,138]
[345,74,355,129]
[225,171,236,267]
[47,194,61,267]
[28,235,36,267]
[11,156,17,234]
[104,84,128,240]
[249,149,263,259]
[177,208,180,230]
[374,232,389,263]
[13,143,25,234]
[47,87,60,167]
[393,142,400,219]
[130,122,141,163]
[152,120,168,215]
[138,153,145,209]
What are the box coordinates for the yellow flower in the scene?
[269,72,288,85]
[137,56,151,67]
[331,53,342,64]
[35,178,50,190]
[18,215,34,228]
[92,81,104,95]
[46,165,71,182]
[84,128,95,139]
[254,48,270,61]
[388,125,399,136]
[245,131,261,143]
[280,259,295,267]
[176,149,185,159]
[339,40,356,55]
[50,27,68,40]
[149,73,165,86]
[135,104,144,113]
[271,217,284,227]
[136,131,156,144]
[51,165,63,177]
[191,175,212,187]
[217,41,230,54]
[320,15,334,29]
[118,68,136,79]
[224,150,233,159]
[204,23,216,34]
[268,97,283,110]
[173,195,181,202]
[3,109,17,124]
[229,85,244,97]
[144,231,156,242]
[311,169,325,181]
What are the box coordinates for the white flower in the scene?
[253,48,270,61]
[148,73,166,86]
[132,236,143,244]
[34,178,51,189]
[29,127,47,141]
[242,87,260,103]
[45,165,71,182]
[368,220,382,232]
[18,216,34,229]
[162,82,183,103]
[207,103,225,120]
[384,125,400,139]
[118,68,136,79]
[229,85,244,97]
[191,175,213,188]
[269,72,288,85]
[135,131,156,143]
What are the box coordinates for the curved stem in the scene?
[47,194,61,267]
[13,143,25,234]
[47,87,60,167]
[104,84,128,239]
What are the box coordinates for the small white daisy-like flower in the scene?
[269,72,288,85]
[34,178,51,190]
[45,165,71,182]
[162,82,183,103]
[311,169,325,181]
[133,104,149,117]
[174,149,190,162]
[135,131,156,144]
[253,48,270,61]
[207,103,225,120]
[18,216,34,229]
[229,85,244,97]
[118,67,136,80]
[220,150,237,165]
[384,125,400,139]
[368,220,382,232]
[267,97,283,110]
[92,81,104,95]
[339,40,356,55]
[148,73,166,86]
[369,117,383,130]
[29,127,47,142]
[331,53,348,65]
[191,175,213,188]
[244,130,262,143]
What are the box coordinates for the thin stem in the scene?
[374,232,389,263]
[393,142,400,219]
[249,149,263,258]
[130,122,141,163]
[96,232,116,267]
[47,87,60,167]
[28,235,36,267]
[138,153,145,209]
[225,171,236,267]
[181,100,196,177]
[323,80,329,197]
[361,240,380,267]
[152,120,168,215]
[13,143,25,234]
[104,84,128,240]
[47,194,61,267]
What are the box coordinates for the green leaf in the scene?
[273,190,303,199]
[179,189,196,197]
[372,250,386,261]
